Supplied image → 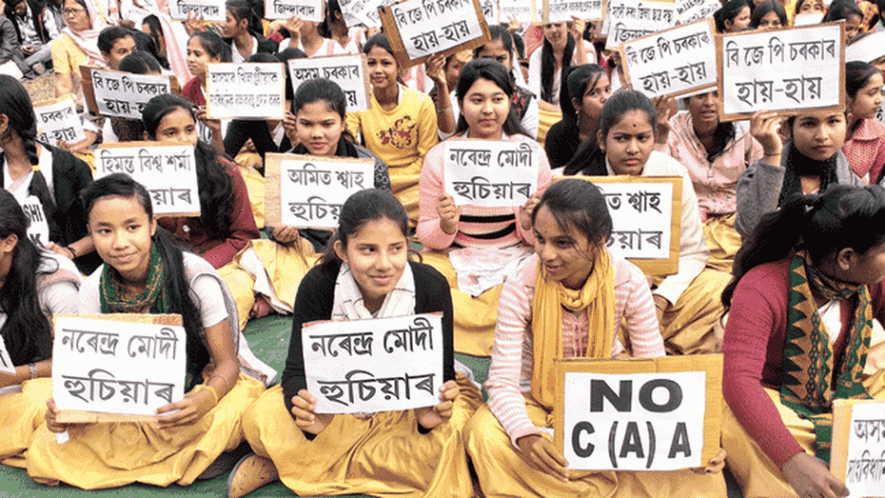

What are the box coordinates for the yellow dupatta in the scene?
[531,249,615,409]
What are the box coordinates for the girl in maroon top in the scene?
[721,184,885,498]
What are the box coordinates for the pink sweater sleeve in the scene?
[722,265,804,469]
[617,260,665,357]
[416,141,457,250]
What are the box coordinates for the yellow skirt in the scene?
[465,397,727,498]
[0,378,53,468]
[391,170,421,227]
[233,156,266,230]
[419,250,504,357]
[704,214,742,274]
[723,374,885,498]
[242,374,483,497]
[659,267,733,355]
[25,374,265,489]
[537,109,562,147]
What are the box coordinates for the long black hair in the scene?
[292,78,357,143]
[454,58,529,137]
[540,25,576,103]
[0,75,60,241]
[0,190,56,365]
[847,60,880,98]
[119,49,162,74]
[80,173,211,379]
[533,178,613,248]
[189,31,232,63]
[749,0,788,28]
[559,64,607,124]
[141,94,235,239]
[684,91,737,162]
[713,0,750,33]
[723,184,885,309]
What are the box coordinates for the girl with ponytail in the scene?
[0,189,81,464]
[0,75,99,273]
[721,184,885,498]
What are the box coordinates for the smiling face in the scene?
[366,45,398,92]
[849,72,884,122]
[333,216,408,313]
[461,77,509,140]
[88,195,157,286]
[295,100,344,156]
[542,22,569,50]
[533,204,598,290]
[598,109,655,176]
[789,110,847,162]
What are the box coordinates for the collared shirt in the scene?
[16,3,43,48]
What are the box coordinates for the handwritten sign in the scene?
[544,0,603,23]
[676,0,719,25]
[555,355,722,472]
[95,142,200,217]
[170,0,225,21]
[718,23,845,121]
[33,97,85,146]
[832,400,885,498]
[19,197,49,248]
[444,140,539,208]
[498,0,535,23]
[0,336,15,374]
[206,63,286,120]
[81,66,176,120]
[288,55,372,111]
[621,19,716,99]
[264,153,375,229]
[265,0,324,21]
[604,0,677,50]
[302,313,444,414]
[479,0,496,22]
[379,0,490,69]
[52,314,186,417]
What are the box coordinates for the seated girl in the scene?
[843,61,885,184]
[141,94,259,269]
[227,189,482,498]
[0,190,81,468]
[565,90,727,355]
[26,173,273,489]
[464,179,726,497]
[417,59,552,356]
[721,184,885,498]
[544,64,610,170]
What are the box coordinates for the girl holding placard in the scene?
[27,173,271,489]
[0,190,81,467]
[564,91,729,356]
[843,61,885,184]
[345,33,438,225]
[0,75,101,273]
[721,184,885,498]
[183,31,231,109]
[417,59,552,357]
[227,188,481,498]
[464,178,726,497]
[140,93,259,269]
[544,64,610,170]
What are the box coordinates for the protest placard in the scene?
[265,0,324,21]
[675,0,719,25]
[0,336,15,375]
[717,22,845,121]
[302,313,444,414]
[544,0,603,23]
[498,0,535,23]
[18,196,49,248]
[80,66,179,120]
[832,400,885,498]
[206,63,286,120]
[604,0,677,49]
[620,19,716,99]
[555,355,722,471]
[288,54,372,111]
[479,0,496,22]
[53,314,186,422]
[264,153,375,228]
[569,176,681,276]
[170,0,225,21]
[95,142,200,217]
[33,96,85,146]
[444,140,539,208]
[379,0,490,69]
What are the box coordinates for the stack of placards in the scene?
[264,153,375,229]
[265,0,324,20]
[33,96,85,146]
[206,63,287,120]
[620,19,717,99]
[52,314,186,422]
[444,140,540,208]
[303,313,444,413]
[95,141,201,217]
[604,0,677,49]
[717,22,845,120]
[288,54,372,112]
[170,0,225,21]
[379,0,491,68]
[555,355,722,472]
[80,66,178,120]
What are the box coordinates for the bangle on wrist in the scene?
[436,105,451,113]
[65,245,77,259]
[28,362,38,379]
[209,374,232,393]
